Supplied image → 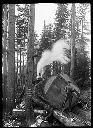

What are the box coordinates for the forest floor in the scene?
[3,88,91,127]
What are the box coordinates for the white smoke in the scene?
[37,39,70,78]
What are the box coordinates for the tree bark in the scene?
[6,4,15,113]
[3,4,8,111]
[25,4,35,126]
[70,4,76,79]
[19,46,22,86]
[16,42,18,84]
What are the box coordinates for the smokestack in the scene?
[37,39,70,78]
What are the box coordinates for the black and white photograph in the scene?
[2,3,91,127]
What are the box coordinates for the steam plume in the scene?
[37,39,70,78]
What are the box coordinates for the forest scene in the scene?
[2,4,91,127]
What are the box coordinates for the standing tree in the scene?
[38,21,54,78]
[15,4,29,85]
[70,3,76,79]
[6,4,15,113]
[2,4,8,108]
[73,4,91,89]
[64,3,91,89]
[53,4,70,75]
[25,4,35,126]
[54,3,70,41]
[39,22,54,53]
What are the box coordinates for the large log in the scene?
[33,74,80,111]
[44,75,67,109]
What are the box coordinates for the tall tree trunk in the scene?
[53,61,56,75]
[16,42,18,84]
[25,4,35,126]
[6,4,15,113]
[81,19,83,38]
[22,29,25,85]
[20,46,22,86]
[81,17,84,48]
[3,4,8,109]
[22,51,24,85]
[44,20,46,34]
[70,3,75,79]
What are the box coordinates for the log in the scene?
[34,74,80,111]
[53,109,91,126]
